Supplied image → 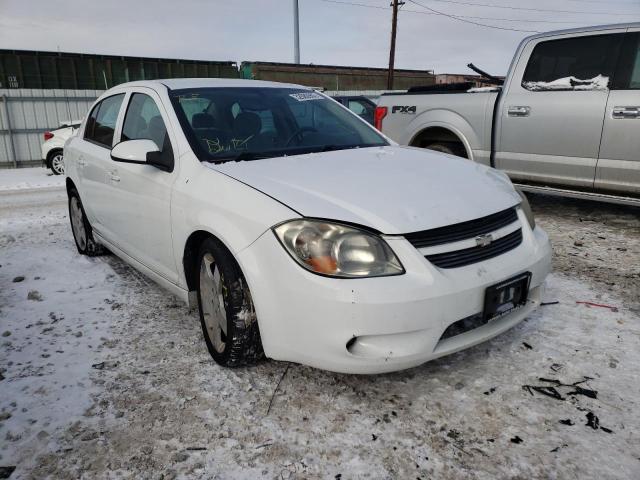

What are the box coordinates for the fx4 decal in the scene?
[392,105,416,114]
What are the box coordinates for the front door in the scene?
[496,31,625,188]
[101,89,179,283]
[596,31,640,196]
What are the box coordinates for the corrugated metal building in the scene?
[0,49,239,90]
[0,89,103,167]
[241,62,435,91]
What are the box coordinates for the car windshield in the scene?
[169,87,388,163]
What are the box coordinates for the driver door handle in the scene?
[109,170,121,183]
[78,156,86,167]
[508,106,531,117]
[612,106,640,119]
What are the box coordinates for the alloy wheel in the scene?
[70,196,87,250]
[199,253,227,354]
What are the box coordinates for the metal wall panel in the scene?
[0,88,103,167]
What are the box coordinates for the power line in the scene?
[413,0,640,16]
[406,0,540,32]
[318,0,600,25]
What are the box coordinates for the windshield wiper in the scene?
[314,144,368,153]
[211,151,271,164]
[210,144,382,164]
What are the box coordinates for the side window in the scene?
[84,103,100,141]
[348,99,374,124]
[122,93,171,153]
[630,49,640,89]
[522,34,623,91]
[84,94,125,147]
[178,97,211,123]
[612,33,640,90]
[347,100,366,116]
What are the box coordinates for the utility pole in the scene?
[293,0,300,63]
[387,0,404,90]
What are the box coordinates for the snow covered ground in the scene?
[0,176,639,479]
[0,167,64,193]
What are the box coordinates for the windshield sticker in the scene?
[204,136,254,154]
[289,92,324,102]
[204,138,225,154]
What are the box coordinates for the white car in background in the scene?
[41,121,80,175]
[63,79,551,374]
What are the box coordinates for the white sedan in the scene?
[64,79,551,374]
[41,121,80,175]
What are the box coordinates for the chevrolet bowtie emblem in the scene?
[475,233,494,247]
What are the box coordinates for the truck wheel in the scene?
[49,150,65,175]
[197,237,264,367]
[68,188,105,256]
[425,142,467,158]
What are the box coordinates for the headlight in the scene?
[516,188,536,230]
[273,219,404,278]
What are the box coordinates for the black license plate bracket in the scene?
[483,272,532,321]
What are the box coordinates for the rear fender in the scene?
[406,110,479,160]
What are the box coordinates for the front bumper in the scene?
[237,210,552,374]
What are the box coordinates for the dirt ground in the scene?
[1,180,639,479]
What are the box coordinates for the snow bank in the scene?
[0,167,65,192]
[523,74,609,91]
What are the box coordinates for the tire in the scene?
[196,237,264,367]
[68,187,105,256]
[424,141,467,158]
[48,150,65,175]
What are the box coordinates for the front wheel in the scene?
[197,238,264,367]
[68,188,105,256]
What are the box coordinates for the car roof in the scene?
[113,78,312,91]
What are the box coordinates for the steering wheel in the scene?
[284,127,318,147]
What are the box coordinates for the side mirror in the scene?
[111,139,160,164]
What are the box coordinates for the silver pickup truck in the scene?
[377,23,640,206]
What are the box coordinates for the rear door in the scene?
[596,30,640,195]
[495,31,625,188]
[101,89,179,283]
[78,93,126,231]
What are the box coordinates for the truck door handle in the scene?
[612,106,640,119]
[78,157,86,167]
[508,106,531,117]
[109,171,121,183]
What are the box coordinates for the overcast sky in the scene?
[1,0,639,75]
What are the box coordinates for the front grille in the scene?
[404,207,518,249]
[425,229,523,269]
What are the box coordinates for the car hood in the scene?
[209,146,521,234]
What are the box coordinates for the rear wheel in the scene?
[68,188,105,256]
[197,238,264,367]
[49,151,65,175]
